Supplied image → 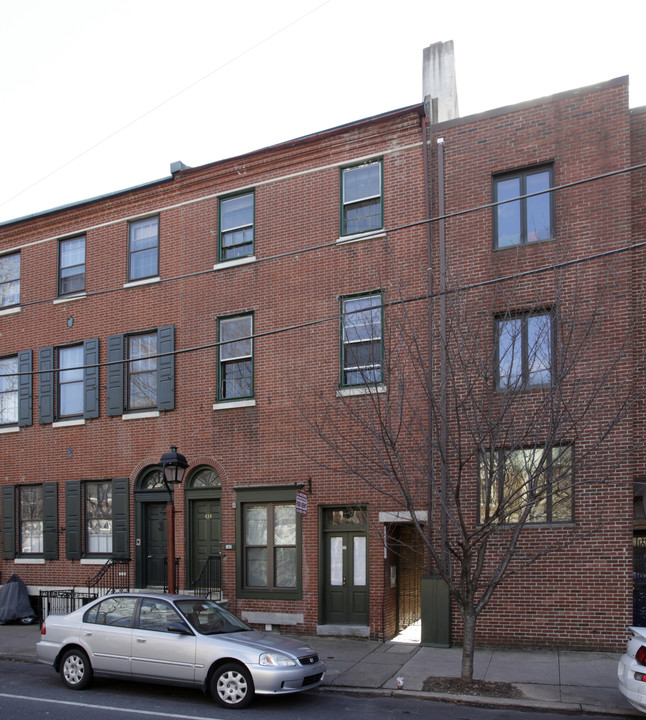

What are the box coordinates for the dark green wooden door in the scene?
[144,502,167,587]
[190,499,221,584]
[324,530,368,625]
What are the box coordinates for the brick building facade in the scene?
[1,45,644,650]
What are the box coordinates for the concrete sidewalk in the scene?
[0,621,637,716]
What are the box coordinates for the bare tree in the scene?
[301,247,640,681]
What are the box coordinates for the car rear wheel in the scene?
[211,662,254,709]
[60,648,93,690]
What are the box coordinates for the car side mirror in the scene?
[167,621,193,635]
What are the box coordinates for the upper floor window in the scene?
[341,293,383,386]
[58,345,84,418]
[59,236,86,295]
[218,314,253,401]
[0,252,20,307]
[479,445,573,524]
[341,161,383,236]
[19,485,43,555]
[127,332,158,410]
[496,311,553,390]
[494,166,553,248]
[0,355,19,425]
[128,217,159,281]
[219,193,254,262]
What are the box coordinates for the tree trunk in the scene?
[461,607,477,681]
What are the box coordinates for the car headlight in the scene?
[259,652,296,667]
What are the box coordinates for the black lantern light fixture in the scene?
[158,445,189,595]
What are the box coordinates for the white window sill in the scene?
[336,384,386,398]
[213,399,256,410]
[80,558,111,565]
[122,410,160,420]
[15,558,46,565]
[123,276,160,289]
[0,425,20,434]
[0,305,21,317]
[336,230,385,245]
[213,256,256,271]
[53,293,87,304]
[53,418,86,428]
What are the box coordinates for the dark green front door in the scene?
[145,502,167,587]
[324,523,368,626]
[189,498,221,585]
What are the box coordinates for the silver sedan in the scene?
[37,592,326,709]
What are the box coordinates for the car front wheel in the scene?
[60,648,93,690]
[211,662,254,709]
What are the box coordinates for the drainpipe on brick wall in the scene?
[437,137,448,570]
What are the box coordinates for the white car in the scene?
[37,592,325,709]
[618,626,646,713]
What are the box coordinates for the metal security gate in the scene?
[395,525,423,632]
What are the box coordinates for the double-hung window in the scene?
[244,503,296,590]
[341,161,383,236]
[19,485,43,555]
[86,480,113,554]
[0,252,20,308]
[479,446,573,524]
[218,314,253,400]
[341,293,383,386]
[127,333,158,410]
[58,345,84,418]
[496,311,553,390]
[219,193,254,261]
[128,217,159,281]
[0,355,19,425]
[59,236,86,295]
[494,166,553,248]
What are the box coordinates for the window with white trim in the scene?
[0,252,20,307]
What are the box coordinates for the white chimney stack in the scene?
[423,41,459,123]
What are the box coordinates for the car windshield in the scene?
[175,599,252,635]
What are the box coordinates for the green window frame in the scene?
[58,235,86,296]
[0,252,20,307]
[235,486,301,600]
[218,192,255,262]
[340,160,383,236]
[128,216,159,281]
[479,446,573,525]
[340,292,383,387]
[217,313,254,401]
[493,165,554,249]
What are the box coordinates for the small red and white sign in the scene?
[296,490,308,515]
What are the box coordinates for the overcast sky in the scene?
[1,0,644,224]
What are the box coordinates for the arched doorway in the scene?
[134,467,171,588]
[185,466,222,590]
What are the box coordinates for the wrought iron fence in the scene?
[192,555,223,600]
[39,589,98,626]
[87,558,130,594]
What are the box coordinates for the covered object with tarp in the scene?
[0,574,35,624]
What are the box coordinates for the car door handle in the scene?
[136,638,146,643]
[83,631,92,637]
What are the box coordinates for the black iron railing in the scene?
[163,558,180,593]
[87,558,131,594]
[39,589,98,626]
[192,555,222,600]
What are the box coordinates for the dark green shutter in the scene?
[43,482,59,560]
[107,334,124,416]
[65,481,82,559]
[18,350,32,427]
[38,346,54,424]
[1,486,15,559]
[112,478,129,559]
[83,338,100,419]
[158,325,175,411]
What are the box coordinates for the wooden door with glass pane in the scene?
[323,508,368,626]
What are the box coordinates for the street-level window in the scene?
[19,485,43,555]
[218,314,253,400]
[479,446,573,524]
[341,161,383,236]
[341,292,383,386]
[496,311,553,390]
[244,503,296,590]
[127,332,158,410]
[128,217,159,281]
[58,345,84,417]
[0,355,19,425]
[494,166,553,248]
[219,193,254,261]
[59,236,86,295]
[0,252,20,307]
[86,481,112,554]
